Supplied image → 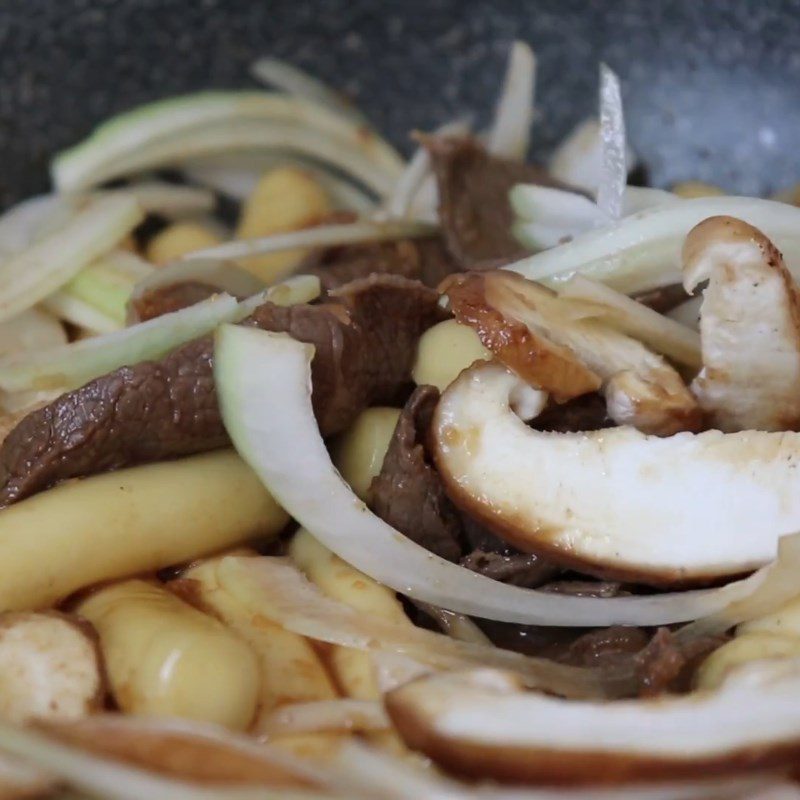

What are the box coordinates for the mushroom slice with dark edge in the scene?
[684,215,800,431]
[442,270,701,435]
[385,661,800,784]
[431,360,800,585]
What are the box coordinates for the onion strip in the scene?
[217,556,617,699]
[42,292,122,335]
[506,196,800,294]
[596,64,626,219]
[52,92,404,194]
[0,194,143,323]
[183,220,435,263]
[213,325,783,628]
[250,58,367,125]
[487,41,536,160]
[0,293,239,392]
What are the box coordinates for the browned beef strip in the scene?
[369,384,564,584]
[426,135,565,268]
[631,283,691,314]
[0,275,442,506]
[368,385,463,562]
[304,236,458,293]
[132,281,221,322]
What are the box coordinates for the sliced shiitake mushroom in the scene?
[442,270,700,435]
[385,663,800,784]
[684,215,800,432]
[431,360,800,585]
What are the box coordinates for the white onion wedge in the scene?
[0,195,63,257]
[217,556,617,699]
[183,219,435,263]
[556,275,701,368]
[386,663,800,784]
[487,41,536,160]
[250,57,367,124]
[41,292,122,335]
[0,293,239,392]
[596,64,626,220]
[52,92,404,194]
[547,117,637,196]
[432,360,800,584]
[212,324,788,626]
[0,194,143,323]
[507,196,800,294]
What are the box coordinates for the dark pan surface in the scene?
[1,0,799,206]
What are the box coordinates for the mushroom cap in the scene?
[431,360,800,585]
[386,661,800,784]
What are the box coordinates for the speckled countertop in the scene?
[1,0,799,205]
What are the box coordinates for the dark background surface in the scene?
[0,0,799,206]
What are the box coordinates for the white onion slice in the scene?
[183,220,435,263]
[236,275,322,317]
[65,249,155,325]
[596,64,627,219]
[0,195,63,257]
[548,118,637,196]
[213,324,784,627]
[258,699,389,737]
[121,181,216,219]
[250,58,367,125]
[411,601,493,645]
[487,41,536,160]
[0,293,239,392]
[556,275,701,368]
[511,185,678,251]
[218,556,614,698]
[42,291,122,335]
[52,92,404,194]
[668,295,702,330]
[0,194,143,324]
[506,196,800,295]
[510,185,609,249]
[182,152,377,212]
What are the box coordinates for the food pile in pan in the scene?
[0,42,800,800]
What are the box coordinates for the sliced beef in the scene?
[631,283,690,314]
[132,282,221,322]
[532,393,611,434]
[426,135,565,268]
[368,385,463,561]
[369,384,563,586]
[303,236,458,292]
[0,275,442,506]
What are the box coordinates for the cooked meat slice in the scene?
[426,135,564,268]
[531,393,611,433]
[631,284,690,314]
[368,386,463,561]
[132,281,221,321]
[0,275,442,506]
[304,236,458,292]
[369,384,563,585]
